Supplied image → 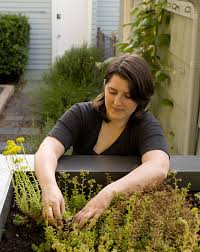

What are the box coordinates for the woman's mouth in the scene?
[112,107,123,112]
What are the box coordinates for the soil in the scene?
[0,201,46,252]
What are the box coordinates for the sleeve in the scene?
[47,104,84,151]
[137,113,169,157]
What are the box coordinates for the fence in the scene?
[96,27,117,59]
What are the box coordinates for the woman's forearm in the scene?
[34,150,58,190]
[107,160,168,196]
[34,137,65,190]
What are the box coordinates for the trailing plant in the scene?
[117,0,171,89]
[0,14,30,84]
[32,45,104,123]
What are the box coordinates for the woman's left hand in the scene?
[73,186,114,229]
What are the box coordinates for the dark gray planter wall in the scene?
[57,155,200,191]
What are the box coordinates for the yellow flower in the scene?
[16,137,25,143]
[2,145,22,155]
[6,140,15,146]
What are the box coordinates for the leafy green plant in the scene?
[3,138,42,221]
[33,45,104,123]
[117,0,170,86]
[0,14,30,83]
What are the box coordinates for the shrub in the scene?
[0,14,30,83]
[33,45,104,122]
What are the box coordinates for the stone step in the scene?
[0,113,41,122]
[0,127,39,136]
[0,119,34,128]
[4,106,33,114]
[6,96,33,105]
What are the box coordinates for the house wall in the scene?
[0,0,52,80]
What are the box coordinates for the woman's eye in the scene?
[125,94,131,99]
[109,90,117,95]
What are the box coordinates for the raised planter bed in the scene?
[0,85,15,115]
[0,155,200,250]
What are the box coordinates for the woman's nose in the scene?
[113,95,123,105]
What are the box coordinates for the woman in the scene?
[34,54,169,228]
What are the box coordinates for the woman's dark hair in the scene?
[93,53,154,121]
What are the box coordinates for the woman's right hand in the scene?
[41,184,65,227]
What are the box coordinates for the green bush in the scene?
[34,45,104,122]
[0,14,30,83]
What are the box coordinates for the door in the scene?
[52,0,91,62]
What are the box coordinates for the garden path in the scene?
[0,81,40,153]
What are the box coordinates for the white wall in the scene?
[52,0,92,61]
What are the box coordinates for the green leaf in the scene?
[131,35,141,48]
[123,22,133,27]
[155,34,170,47]
[130,7,140,15]
[123,44,134,53]
[155,70,169,81]
[138,17,155,28]
[116,42,129,47]
[164,13,171,25]
[161,98,174,107]
[116,43,129,51]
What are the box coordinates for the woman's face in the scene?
[104,74,138,123]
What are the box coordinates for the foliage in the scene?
[33,45,104,123]
[3,138,42,221]
[0,14,30,83]
[3,139,200,251]
[117,0,170,86]
[32,174,200,252]
[27,116,55,154]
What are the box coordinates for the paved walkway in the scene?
[0,81,40,153]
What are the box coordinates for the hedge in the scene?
[0,14,30,83]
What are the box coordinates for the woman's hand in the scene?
[73,186,114,229]
[42,184,65,227]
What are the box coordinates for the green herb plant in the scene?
[3,138,42,223]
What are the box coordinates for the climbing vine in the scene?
[118,0,171,90]
[117,0,175,151]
